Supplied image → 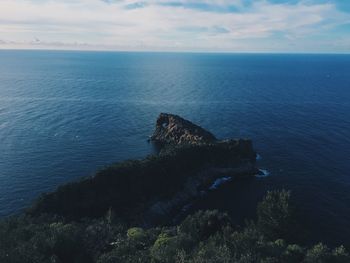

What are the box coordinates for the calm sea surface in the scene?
[0,50,349,245]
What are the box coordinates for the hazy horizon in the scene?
[1,0,350,53]
[1,48,350,55]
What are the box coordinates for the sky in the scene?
[0,0,349,53]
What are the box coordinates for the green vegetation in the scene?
[1,142,348,262]
[1,190,349,263]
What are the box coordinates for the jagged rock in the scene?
[150,113,217,145]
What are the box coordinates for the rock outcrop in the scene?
[151,113,217,145]
[29,113,258,227]
[143,114,258,225]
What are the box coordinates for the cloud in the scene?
[124,1,148,9]
[157,1,241,13]
[0,0,349,52]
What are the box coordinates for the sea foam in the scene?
[209,176,232,190]
[255,169,270,178]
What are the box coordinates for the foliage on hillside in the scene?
[1,190,349,263]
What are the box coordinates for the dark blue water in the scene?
[0,50,349,246]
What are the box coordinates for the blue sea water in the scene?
[0,50,350,245]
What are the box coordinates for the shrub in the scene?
[178,210,230,242]
[282,244,304,263]
[192,237,232,263]
[331,245,350,263]
[150,232,179,263]
[257,190,294,241]
[127,228,146,241]
[97,247,149,263]
[305,243,331,263]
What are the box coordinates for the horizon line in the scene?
[0,47,350,55]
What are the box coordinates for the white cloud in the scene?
[0,0,349,52]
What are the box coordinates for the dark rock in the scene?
[150,113,217,145]
[29,113,258,227]
[144,159,258,226]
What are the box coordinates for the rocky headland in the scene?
[3,113,346,263]
[29,113,258,226]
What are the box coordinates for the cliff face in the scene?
[29,114,257,226]
[151,113,217,145]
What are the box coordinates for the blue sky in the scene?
[0,0,349,52]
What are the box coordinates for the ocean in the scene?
[0,50,349,246]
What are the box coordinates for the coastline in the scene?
[27,114,258,226]
[1,114,349,262]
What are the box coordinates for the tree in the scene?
[257,190,294,241]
